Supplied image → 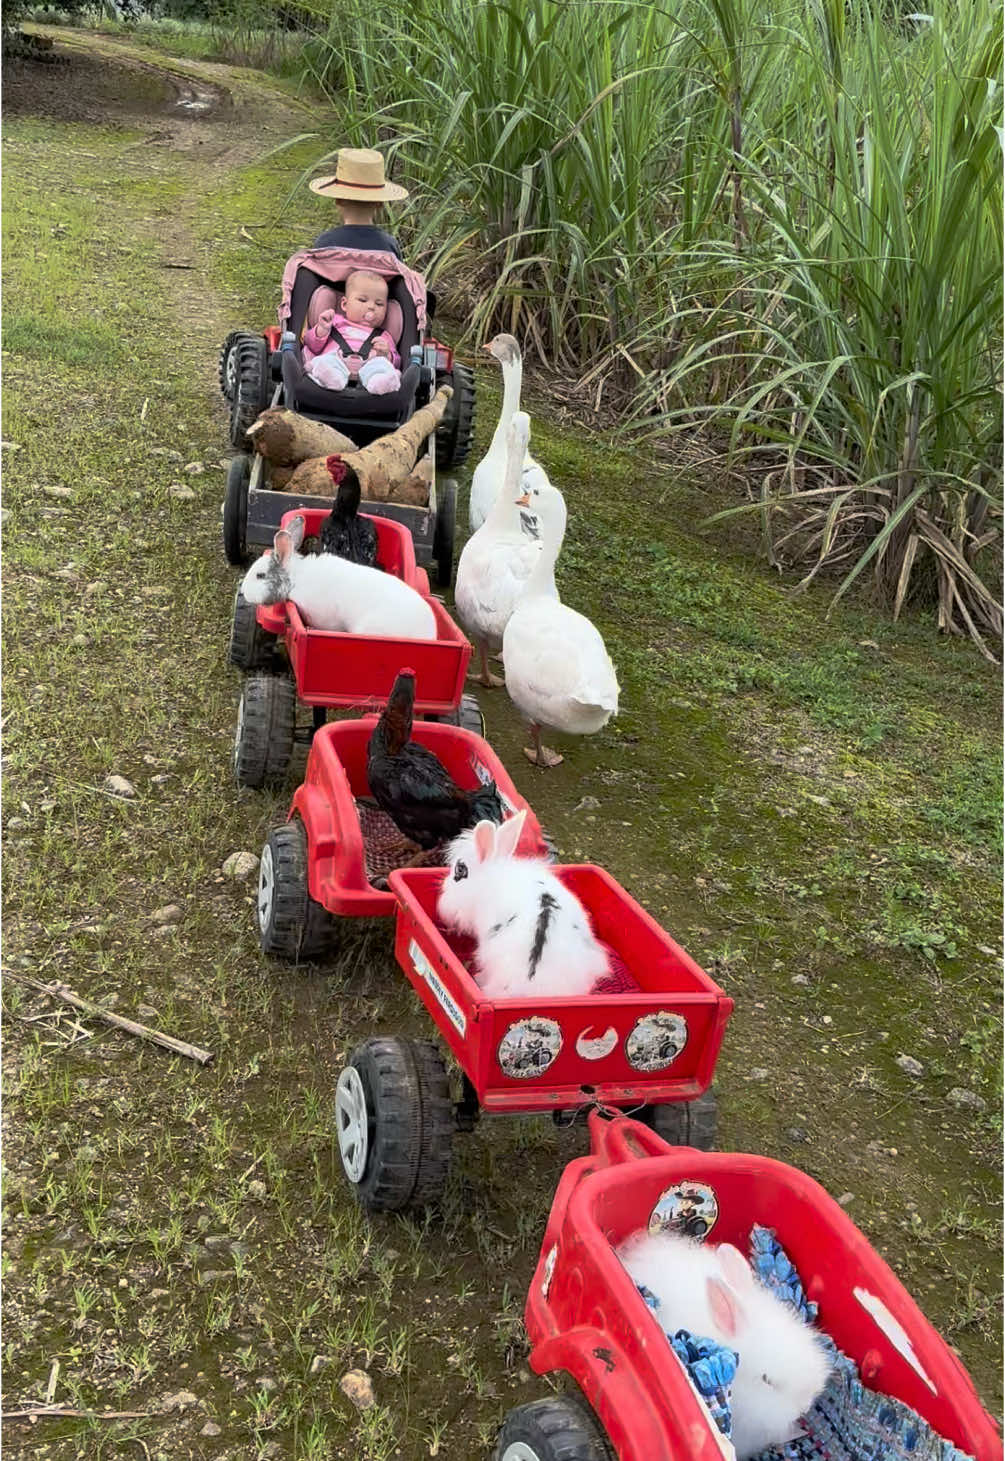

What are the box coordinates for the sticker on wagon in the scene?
[497,1017,562,1078]
[624,1011,689,1072]
[649,1180,719,1239]
[409,938,466,1037]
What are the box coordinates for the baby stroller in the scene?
[219,247,476,586]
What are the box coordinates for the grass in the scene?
[1,36,1002,1460]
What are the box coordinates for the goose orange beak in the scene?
[515,493,530,507]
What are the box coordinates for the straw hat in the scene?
[309,148,408,203]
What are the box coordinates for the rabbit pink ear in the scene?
[707,1275,744,1339]
[286,513,306,549]
[715,1244,755,1292]
[273,529,295,565]
[472,821,496,863]
[493,808,526,858]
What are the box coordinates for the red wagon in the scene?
[332,866,733,1214]
[230,507,481,789]
[496,1110,1002,1461]
[256,716,548,956]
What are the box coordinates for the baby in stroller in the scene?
[302,269,402,395]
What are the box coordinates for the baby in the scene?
[302,269,401,395]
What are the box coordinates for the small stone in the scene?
[748,1068,770,1082]
[161,1390,198,1413]
[71,633,88,647]
[805,793,830,807]
[786,1127,809,1143]
[895,1054,924,1078]
[791,973,810,986]
[858,639,879,649]
[947,1087,987,1112]
[197,1270,233,1284]
[821,1015,832,1025]
[104,775,136,799]
[309,1354,331,1376]
[203,1235,234,1252]
[247,1180,267,1200]
[222,851,259,880]
[137,1004,159,1020]
[42,484,72,498]
[168,485,197,500]
[339,1369,374,1410]
[199,1422,221,1437]
[837,1192,855,1206]
[183,461,205,474]
[2,440,23,451]
[573,796,600,813]
[151,924,178,939]
[255,1377,277,1393]
[85,581,106,596]
[150,904,183,926]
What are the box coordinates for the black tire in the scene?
[229,334,269,450]
[639,1086,718,1151]
[336,1037,454,1214]
[229,588,279,671]
[435,361,476,470]
[223,454,251,566]
[233,672,296,789]
[438,692,484,737]
[218,329,246,402]
[257,818,336,960]
[496,1396,613,1461]
[432,476,457,588]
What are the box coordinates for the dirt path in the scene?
[2,29,1001,1460]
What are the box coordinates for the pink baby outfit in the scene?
[302,312,402,395]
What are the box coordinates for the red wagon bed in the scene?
[501,1111,1001,1461]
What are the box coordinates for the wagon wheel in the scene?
[495,1396,614,1461]
[218,329,246,402]
[336,1037,454,1214]
[432,477,457,588]
[436,692,484,738]
[228,334,269,450]
[256,818,336,960]
[435,361,476,470]
[228,588,279,671]
[233,672,296,789]
[640,1086,718,1151]
[223,454,251,566]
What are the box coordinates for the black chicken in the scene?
[367,670,504,851]
[319,458,378,567]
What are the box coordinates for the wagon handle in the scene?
[587,1109,672,1168]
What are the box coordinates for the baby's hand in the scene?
[370,338,391,359]
[316,308,336,332]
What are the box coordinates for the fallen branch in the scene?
[3,1405,153,1420]
[4,973,213,1065]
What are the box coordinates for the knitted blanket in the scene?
[640,1226,976,1461]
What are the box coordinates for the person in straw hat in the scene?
[309,147,409,258]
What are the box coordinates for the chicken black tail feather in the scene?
[469,783,505,825]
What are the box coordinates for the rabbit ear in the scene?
[493,808,527,858]
[716,1244,755,1292]
[286,514,306,549]
[273,529,295,566]
[707,1275,745,1338]
[472,821,496,864]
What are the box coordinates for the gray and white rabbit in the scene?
[437,808,610,998]
[239,513,436,639]
[618,1230,832,1460]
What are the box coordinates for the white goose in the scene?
[502,477,620,767]
[454,411,547,688]
[468,333,540,532]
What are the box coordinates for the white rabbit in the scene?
[239,514,436,639]
[618,1231,832,1460]
[437,808,610,999]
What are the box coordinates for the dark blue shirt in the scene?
[311,224,402,258]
